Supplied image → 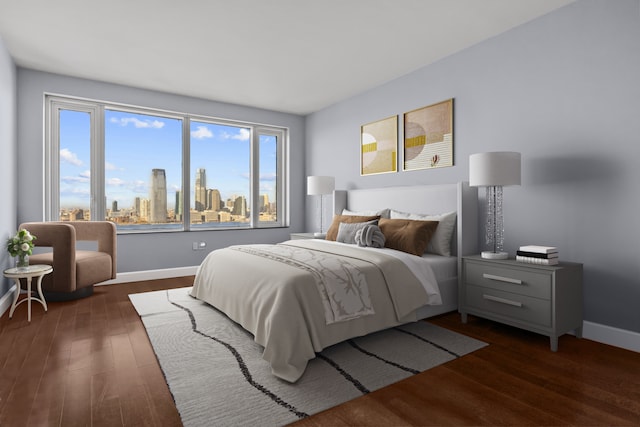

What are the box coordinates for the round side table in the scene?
[3,264,53,322]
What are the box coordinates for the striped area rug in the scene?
[130,287,486,427]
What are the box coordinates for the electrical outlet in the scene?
[192,241,207,250]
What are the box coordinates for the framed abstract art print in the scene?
[360,115,398,176]
[403,99,453,171]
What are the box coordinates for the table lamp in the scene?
[307,176,335,237]
[469,152,521,259]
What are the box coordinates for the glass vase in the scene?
[16,253,29,270]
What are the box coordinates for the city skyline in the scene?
[62,165,275,226]
[59,109,277,213]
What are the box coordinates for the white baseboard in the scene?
[0,283,17,319]
[582,321,640,353]
[97,266,198,286]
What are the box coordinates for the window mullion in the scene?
[183,117,191,231]
[251,128,259,227]
[92,105,105,221]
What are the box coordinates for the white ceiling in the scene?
[0,0,574,115]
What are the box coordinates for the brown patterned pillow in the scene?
[325,215,381,241]
[378,218,439,256]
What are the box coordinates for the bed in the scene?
[191,182,478,382]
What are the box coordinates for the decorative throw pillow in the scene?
[336,220,379,244]
[378,218,439,256]
[390,210,457,256]
[354,224,386,248]
[326,215,380,241]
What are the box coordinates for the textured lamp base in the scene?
[481,251,509,260]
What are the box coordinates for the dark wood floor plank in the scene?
[449,349,636,426]
[91,371,124,427]
[60,366,93,427]
[25,303,77,427]
[138,363,183,427]
[26,349,68,427]
[0,314,46,422]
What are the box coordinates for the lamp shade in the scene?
[469,152,521,187]
[307,176,335,195]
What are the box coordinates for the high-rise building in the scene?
[134,197,141,216]
[140,198,150,221]
[150,168,167,223]
[175,190,183,221]
[259,194,269,212]
[112,200,118,213]
[195,168,207,212]
[232,196,247,217]
[207,188,221,211]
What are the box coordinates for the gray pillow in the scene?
[355,224,386,248]
[336,220,378,244]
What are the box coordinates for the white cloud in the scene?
[61,174,89,184]
[110,117,165,129]
[222,128,251,141]
[191,125,213,139]
[105,162,118,171]
[60,148,83,166]
[132,180,148,194]
[260,173,277,181]
[107,177,125,186]
[80,170,91,179]
[233,128,251,141]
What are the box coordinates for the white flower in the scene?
[24,233,33,241]
[20,242,30,252]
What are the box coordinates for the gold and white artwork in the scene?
[403,99,453,171]
[361,116,397,175]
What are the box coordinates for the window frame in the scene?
[44,94,289,233]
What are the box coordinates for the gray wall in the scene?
[306,0,640,333]
[0,35,17,297]
[16,69,306,273]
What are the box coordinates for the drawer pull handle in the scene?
[483,294,523,307]
[483,273,522,285]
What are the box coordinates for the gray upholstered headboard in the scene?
[332,182,478,258]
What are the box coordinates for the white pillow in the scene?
[342,208,390,219]
[389,209,457,256]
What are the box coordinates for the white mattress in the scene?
[421,254,457,282]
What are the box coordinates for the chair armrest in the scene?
[19,221,77,284]
[69,221,117,279]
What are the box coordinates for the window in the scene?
[45,95,288,232]
[57,109,93,221]
[189,121,250,229]
[104,109,183,231]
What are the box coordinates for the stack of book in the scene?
[516,245,559,265]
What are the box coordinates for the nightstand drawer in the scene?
[465,261,551,300]
[466,285,551,327]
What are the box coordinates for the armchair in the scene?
[18,221,117,301]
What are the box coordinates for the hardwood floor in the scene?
[1,278,639,426]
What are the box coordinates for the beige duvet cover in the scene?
[190,239,432,382]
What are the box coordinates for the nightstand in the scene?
[289,233,325,240]
[459,255,583,351]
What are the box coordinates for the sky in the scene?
[58,109,277,212]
